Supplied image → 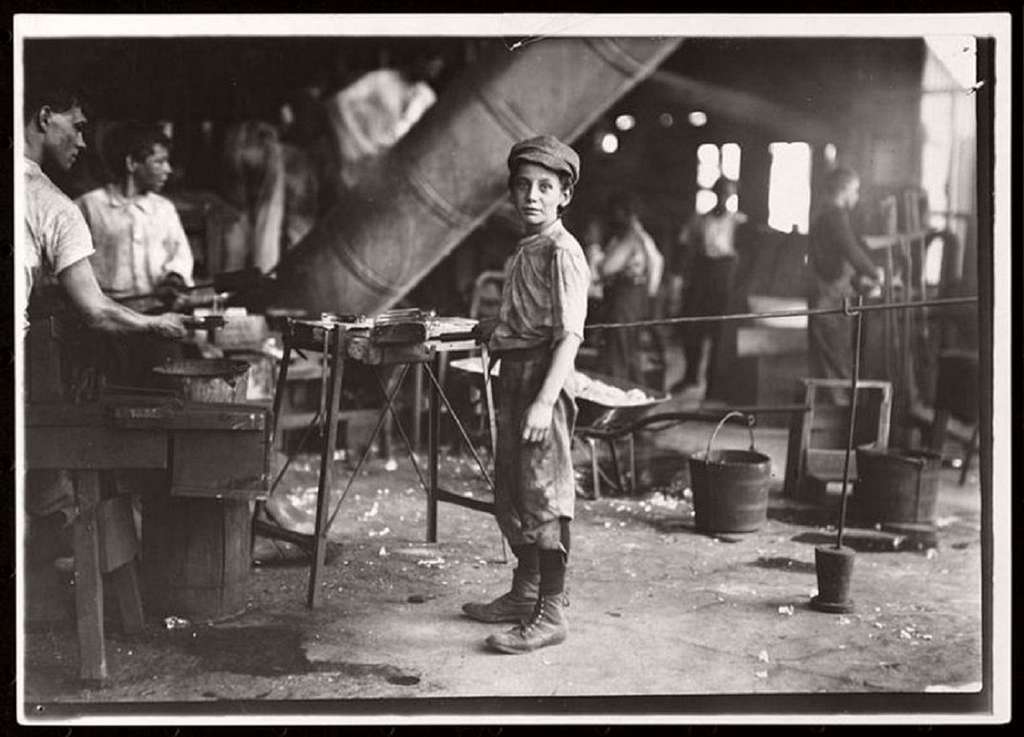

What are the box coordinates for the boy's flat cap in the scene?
[507,135,580,185]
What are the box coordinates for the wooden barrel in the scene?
[143,359,253,622]
[142,494,251,621]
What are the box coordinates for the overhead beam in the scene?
[643,69,835,143]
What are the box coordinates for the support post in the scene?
[307,328,344,609]
[427,351,441,543]
[72,470,106,682]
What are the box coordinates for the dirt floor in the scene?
[21,395,988,722]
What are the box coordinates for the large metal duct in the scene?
[275,37,682,315]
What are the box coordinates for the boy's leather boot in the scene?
[484,594,567,654]
[462,566,539,623]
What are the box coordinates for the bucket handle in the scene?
[705,411,757,460]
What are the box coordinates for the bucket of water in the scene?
[689,411,773,534]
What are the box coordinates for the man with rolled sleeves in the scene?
[462,135,590,654]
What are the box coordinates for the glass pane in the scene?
[721,142,741,180]
[695,189,717,215]
[767,142,812,234]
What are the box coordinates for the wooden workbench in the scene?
[25,396,271,682]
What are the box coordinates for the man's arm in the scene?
[598,236,633,280]
[641,231,664,297]
[161,207,196,287]
[521,333,582,444]
[834,210,881,280]
[58,258,187,339]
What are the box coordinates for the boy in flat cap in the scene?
[463,135,590,654]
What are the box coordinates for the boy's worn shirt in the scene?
[489,218,590,356]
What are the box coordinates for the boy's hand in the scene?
[522,398,555,444]
[472,317,499,344]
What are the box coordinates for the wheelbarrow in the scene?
[573,370,672,498]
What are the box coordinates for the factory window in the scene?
[767,141,812,233]
[695,142,741,214]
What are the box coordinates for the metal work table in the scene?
[270,316,496,609]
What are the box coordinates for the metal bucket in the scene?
[152,359,250,403]
[853,446,942,525]
[689,412,773,534]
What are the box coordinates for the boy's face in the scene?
[130,143,172,194]
[511,162,571,234]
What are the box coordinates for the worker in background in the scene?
[22,76,186,559]
[220,119,320,273]
[598,194,664,386]
[807,167,883,400]
[76,121,194,305]
[672,176,747,397]
[464,135,589,654]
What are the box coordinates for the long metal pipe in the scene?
[275,37,682,315]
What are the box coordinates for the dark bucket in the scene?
[689,412,773,534]
[153,358,251,403]
[853,446,942,526]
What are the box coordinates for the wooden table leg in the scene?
[307,328,344,609]
[427,353,441,543]
[72,470,107,682]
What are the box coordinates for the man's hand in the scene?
[154,273,188,307]
[148,312,188,340]
[521,398,555,444]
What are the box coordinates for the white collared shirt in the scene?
[76,184,194,297]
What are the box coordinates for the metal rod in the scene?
[371,368,431,498]
[427,352,440,543]
[836,295,864,550]
[423,362,495,492]
[325,363,412,533]
[583,295,978,332]
[307,326,345,609]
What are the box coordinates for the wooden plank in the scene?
[111,403,268,431]
[26,402,109,427]
[71,471,107,682]
[736,326,807,357]
[25,426,167,470]
[109,560,145,635]
[96,496,139,573]
[435,487,495,515]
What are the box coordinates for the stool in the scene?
[783,378,893,501]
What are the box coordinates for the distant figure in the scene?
[76,121,194,302]
[807,167,883,396]
[220,120,320,273]
[673,177,747,396]
[598,194,664,385]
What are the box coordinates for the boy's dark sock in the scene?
[538,548,567,597]
[512,543,539,574]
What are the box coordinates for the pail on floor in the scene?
[853,446,942,526]
[152,358,250,403]
[689,411,773,534]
